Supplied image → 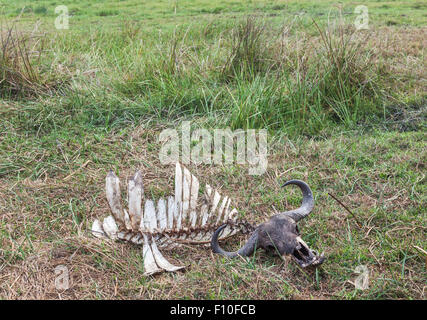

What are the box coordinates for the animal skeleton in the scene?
[91,162,253,275]
[92,163,324,275]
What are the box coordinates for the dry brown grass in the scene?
[369,27,427,94]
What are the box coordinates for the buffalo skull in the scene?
[211,180,325,268]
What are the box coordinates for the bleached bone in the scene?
[211,180,326,268]
[102,215,119,240]
[91,219,106,239]
[128,171,143,231]
[92,162,252,275]
[142,234,162,276]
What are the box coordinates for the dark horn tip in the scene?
[211,224,228,253]
[281,179,306,188]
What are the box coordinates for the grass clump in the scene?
[0,22,65,98]
[222,16,269,80]
[313,20,381,125]
[104,15,387,135]
[218,16,384,132]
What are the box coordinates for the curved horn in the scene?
[211,224,258,258]
[280,180,314,222]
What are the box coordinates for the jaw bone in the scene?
[91,162,243,276]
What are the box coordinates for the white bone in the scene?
[142,234,162,276]
[128,171,143,231]
[123,209,132,230]
[189,172,199,228]
[205,184,212,198]
[181,167,191,226]
[143,200,157,232]
[202,184,214,224]
[167,196,175,230]
[215,196,228,225]
[200,204,209,226]
[209,190,221,222]
[157,198,167,230]
[174,163,183,229]
[105,171,124,226]
[91,219,106,239]
[103,215,118,239]
[150,238,185,272]
[222,198,231,222]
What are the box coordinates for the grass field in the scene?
[0,0,426,299]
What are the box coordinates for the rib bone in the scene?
[91,162,250,275]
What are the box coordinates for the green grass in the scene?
[2,0,427,28]
[0,0,426,299]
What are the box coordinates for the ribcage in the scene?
[91,162,252,275]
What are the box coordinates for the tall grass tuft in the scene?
[313,20,380,124]
[223,17,383,133]
[222,16,269,80]
[0,22,64,98]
